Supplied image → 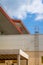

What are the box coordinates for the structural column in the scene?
[17,54,20,65]
[26,59,28,65]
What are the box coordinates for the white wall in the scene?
[0,34,43,51]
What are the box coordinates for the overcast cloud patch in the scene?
[0,0,43,20]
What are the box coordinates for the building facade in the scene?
[0,35,43,65]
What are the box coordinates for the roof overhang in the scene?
[0,49,29,60]
[0,7,30,35]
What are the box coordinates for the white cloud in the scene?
[35,14,43,20]
[26,0,43,14]
[0,0,43,20]
[11,5,27,19]
[26,0,43,20]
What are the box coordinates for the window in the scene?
[41,56,43,63]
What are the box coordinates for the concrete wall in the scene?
[0,35,43,51]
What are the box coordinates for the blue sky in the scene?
[0,0,43,34]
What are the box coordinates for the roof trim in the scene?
[12,19,30,34]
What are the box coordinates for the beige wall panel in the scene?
[0,35,43,51]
